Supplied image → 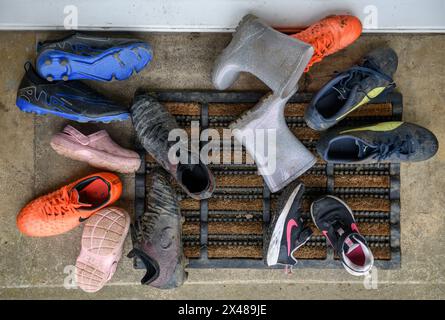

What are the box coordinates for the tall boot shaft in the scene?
[212,14,313,98]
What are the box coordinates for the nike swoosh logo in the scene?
[286,219,298,256]
[79,216,89,223]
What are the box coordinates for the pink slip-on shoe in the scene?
[51,125,141,173]
[75,207,130,293]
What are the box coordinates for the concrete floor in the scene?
[0,32,444,299]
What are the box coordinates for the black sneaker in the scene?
[305,47,398,131]
[264,181,312,269]
[127,168,187,289]
[36,33,152,82]
[131,92,215,200]
[316,121,438,163]
[16,63,129,123]
[311,195,374,276]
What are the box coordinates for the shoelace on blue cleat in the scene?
[332,66,395,101]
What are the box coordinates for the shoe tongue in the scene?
[69,189,91,208]
[343,234,361,254]
[342,233,368,268]
[356,140,375,159]
[332,223,354,252]
[362,59,376,71]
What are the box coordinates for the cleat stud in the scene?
[113,52,125,67]
[44,59,52,65]
[62,75,69,81]
[132,48,142,59]
[46,76,53,82]
[60,60,68,66]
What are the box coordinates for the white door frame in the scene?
[0,0,444,33]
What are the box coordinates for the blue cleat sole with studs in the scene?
[36,43,152,82]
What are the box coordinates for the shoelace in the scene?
[372,135,416,162]
[302,29,335,70]
[37,187,82,217]
[332,66,395,100]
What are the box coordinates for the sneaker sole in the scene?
[36,43,152,81]
[75,207,130,293]
[266,183,302,266]
[16,97,129,123]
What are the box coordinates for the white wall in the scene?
[0,0,444,32]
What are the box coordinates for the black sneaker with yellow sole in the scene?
[305,47,398,131]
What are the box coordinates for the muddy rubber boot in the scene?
[128,168,187,289]
[229,92,316,193]
[212,14,314,98]
[131,92,215,200]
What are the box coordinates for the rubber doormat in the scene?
[133,90,402,269]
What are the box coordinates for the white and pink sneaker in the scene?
[51,125,141,173]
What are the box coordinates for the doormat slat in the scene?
[133,91,402,270]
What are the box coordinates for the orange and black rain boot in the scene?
[17,172,122,237]
[292,15,362,72]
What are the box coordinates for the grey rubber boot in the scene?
[230,92,316,193]
[131,93,215,200]
[212,14,314,98]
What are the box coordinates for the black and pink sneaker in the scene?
[264,181,313,271]
[310,195,374,276]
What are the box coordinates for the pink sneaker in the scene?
[75,207,130,293]
[51,125,141,173]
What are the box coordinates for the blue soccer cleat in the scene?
[16,62,130,123]
[36,33,152,82]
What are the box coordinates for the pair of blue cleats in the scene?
[16,33,153,123]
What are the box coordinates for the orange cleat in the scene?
[17,172,122,237]
[292,15,362,72]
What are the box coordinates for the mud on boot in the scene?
[128,168,187,289]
